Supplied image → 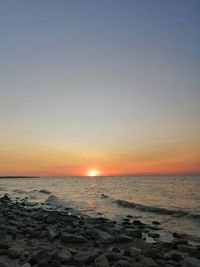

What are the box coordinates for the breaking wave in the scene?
[101,194,200,220]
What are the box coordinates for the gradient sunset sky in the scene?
[0,0,200,176]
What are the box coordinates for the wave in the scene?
[44,195,67,209]
[13,189,51,195]
[101,194,200,220]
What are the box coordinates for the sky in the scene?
[0,0,200,176]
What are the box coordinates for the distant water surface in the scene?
[0,175,200,240]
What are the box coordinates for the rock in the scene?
[148,233,160,238]
[183,256,200,267]
[177,244,197,254]
[0,259,11,267]
[21,264,31,267]
[56,249,72,262]
[112,260,133,267]
[61,233,87,243]
[46,227,59,241]
[152,221,161,225]
[170,252,183,262]
[129,247,141,257]
[74,249,102,264]
[7,247,23,258]
[96,230,114,244]
[125,228,142,238]
[30,250,51,265]
[139,256,158,266]
[117,234,132,243]
[173,238,188,247]
[95,254,110,267]
[144,248,164,259]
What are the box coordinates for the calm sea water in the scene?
[0,176,200,240]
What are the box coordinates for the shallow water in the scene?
[0,175,200,239]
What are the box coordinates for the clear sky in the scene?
[0,0,199,176]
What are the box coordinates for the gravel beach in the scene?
[0,194,200,267]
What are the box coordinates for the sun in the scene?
[87,169,99,177]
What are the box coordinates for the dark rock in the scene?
[139,256,158,266]
[96,230,114,244]
[46,227,59,241]
[7,247,23,258]
[61,233,87,243]
[152,221,161,225]
[74,249,103,264]
[112,259,133,267]
[148,233,160,238]
[0,260,11,267]
[183,256,200,267]
[125,228,142,238]
[21,263,31,267]
[95,254,110,267]
[129,247,141,257]
[170,252,183,262]
[144,247,164,259]
[30,250,51,265]
[56,249,72,262]
[177,244,197,254]
[117,234,132,243]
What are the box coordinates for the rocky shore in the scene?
[0,194,199,267]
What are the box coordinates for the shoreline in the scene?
[0,194,199,267]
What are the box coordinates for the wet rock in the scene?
[46,227,59,241]
[152,221,161,225]
[61,233,87,243]
[125,228,142,238]
[107,246,121,253]
[96,230,114,244]
[7,247,23,258]
[117,234,132,243]
[183,256,200,267]
[139,256,158,266]
[30,250,51,265]
[0,260,11,267]
[148,233,160,238]
[173,238,188,247]
[144,247,165,259]
[177,244,197,254]
[74,248,102,264]
[112,259,133,267]
[170,252,183,262]
[56,249,72,262]
[95,254,110,267]
[21,264,31,267]
[129,247,141,257]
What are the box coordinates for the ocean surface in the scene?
[0,175,200,242]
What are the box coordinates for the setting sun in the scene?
[87,169,99,177]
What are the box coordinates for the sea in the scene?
[0,175,200,243]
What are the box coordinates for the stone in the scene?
[144,248,164,259]
[125,228,142,238]
[183,256,200,267]
[129,247,141,257]
[112,260,133,267]
[7,247,22,258]
[21,264,31,267]
[30,250,51,265]
[61,233,87,243]
[140,256,158,266]
[117,234,132,243]
[0,259,11,267]
[177,244,197,254]
[148,233,160,238]
[170,252,183,262]
[46,227,59,241]
[96,230,114,244]
[95,254,110,267]
[74,249,102,264]
[56,249,72,262]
